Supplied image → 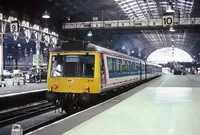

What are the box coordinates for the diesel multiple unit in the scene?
[46,41,162,112]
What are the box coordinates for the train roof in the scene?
[146,62,162,67]
[51,41,144,62]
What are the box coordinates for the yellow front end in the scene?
[48,78,100,94]
[47,52,101,94]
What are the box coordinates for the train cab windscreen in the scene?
[51,55,95,78]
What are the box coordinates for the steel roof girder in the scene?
[0,13,58,39]
[149,40,196,46]
[63,17,200,30]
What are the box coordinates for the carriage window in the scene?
[115,59,122,73]
[127,61,131,72]
[132,62,135,72]
[51,55,64,77]
[79,55,95,77]
[107,57,113,73]
[113,59,116,73]
[63,55,94,77]
[130,62,133,72]
[126,61,129,72]
[119,60,122,72]
[142,64,145,73]
[136,63,140,73]
[122,60,126,72]
[51,55,95,78]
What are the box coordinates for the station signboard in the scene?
[10,21,19,33]
[162,15,174,27]
[33,54,43,66]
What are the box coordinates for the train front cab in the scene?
[46,52,101,107]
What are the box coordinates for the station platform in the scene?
[0,83,47,97]
[27,75,200,135]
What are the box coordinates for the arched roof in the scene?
[147,47,194,64]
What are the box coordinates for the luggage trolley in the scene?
[12,73,26,86]
[11,124,23,135]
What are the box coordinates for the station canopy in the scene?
[0,0,200,58]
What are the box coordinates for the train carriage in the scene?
[46,41,162,112]
[146,62,162,79]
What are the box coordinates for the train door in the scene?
[101,60,104,88]
[100,53,106,88]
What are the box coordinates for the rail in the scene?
[12,74,26,86]
[0,101,55,127]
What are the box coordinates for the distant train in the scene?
[46,41,162,112]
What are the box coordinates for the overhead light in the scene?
[92,17,98,21]
[169,27,175,32]
[131,50,134,53]
[67,17,70,21]
[18,43,21,47]
[166,5,174,13]
[122,46,125,50]
[166,1,174,13]
[87,31,93,37]
[42,11,50,19]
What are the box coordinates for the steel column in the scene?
[36,41,41,69]
[0,21,5,86]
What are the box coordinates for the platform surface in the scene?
[0,83,47,96]
[27,75,200,135]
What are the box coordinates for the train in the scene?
[46,41,162,112]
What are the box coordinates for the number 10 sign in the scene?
[162,15,174,27]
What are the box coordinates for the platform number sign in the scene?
[10,21,19,33]
[162,15,174,27]
[33,54,43,66]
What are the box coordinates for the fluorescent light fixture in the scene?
[87,31,93,37]
[169,27,175,32]
[42,11,50,19]
[67,17,70,21]
[166,5,174,13]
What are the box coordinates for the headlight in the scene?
[53,84,58,89]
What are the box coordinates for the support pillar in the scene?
[0,33,3,86]
[0,21,5,86]
[35,41,41,83]
[15,44,18,69]
[36,41,41,69]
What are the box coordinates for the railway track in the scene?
[0,101,56,127]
